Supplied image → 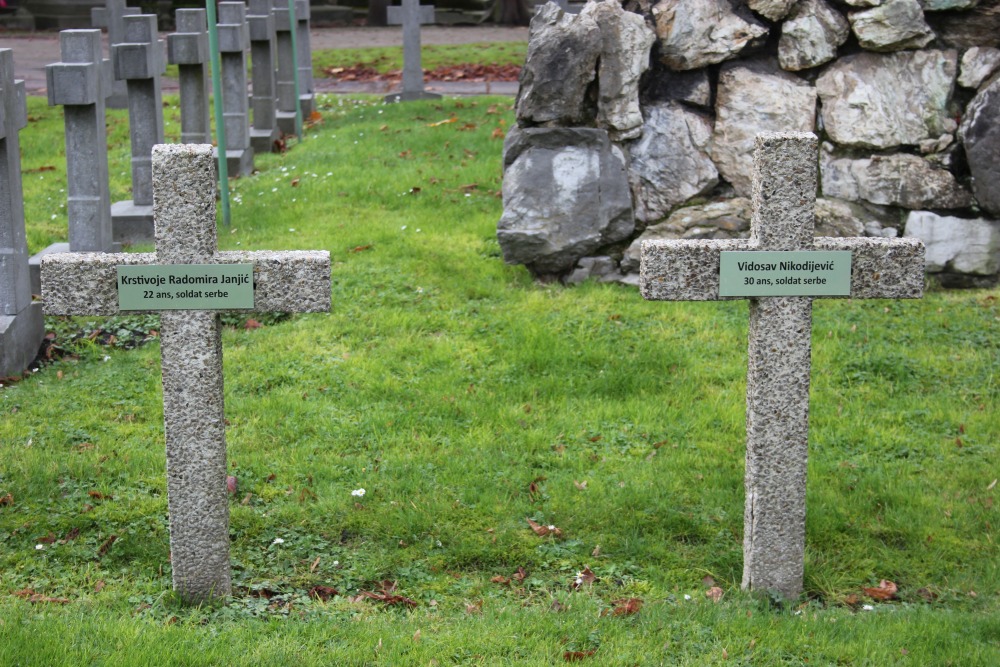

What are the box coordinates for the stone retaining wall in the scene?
[498,0,1000,287]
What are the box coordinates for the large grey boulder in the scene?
[958,47,1000,89]
[779,0,850,71]
[848,0,934,52]
[627,102,718,225]
[709,61,816,196]
[959,75,1000,217]
[821,149,973,209]
[816,49,958,149]
[499,127,634,276]
[581,0,656,141]
[905,210,1000,285]
[653,0,768,70]
[515,3,601,127]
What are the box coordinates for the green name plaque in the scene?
[117,264,255,311]
[719,251,852,297]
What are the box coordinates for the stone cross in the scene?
[90,0,139,109]
[640,133,925,599]
[41,144,330,602]
[30,29,120,297]
[247,0,280,153]
[217,2,254,177]
[0,49,44,378]
[272,0,300,136]
[294,0,316,117]
[167,9,212,145]
[111,14,165,244]
[385,0,441,102]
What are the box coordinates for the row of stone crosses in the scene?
[1,24,927,606]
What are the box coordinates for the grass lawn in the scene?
[1,86,998,665]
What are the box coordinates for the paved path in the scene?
[0,25,526,96]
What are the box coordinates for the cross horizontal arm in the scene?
[641,237,924,302]
[640,239,754,301]
[387,5,435,24]
[41,250,330,315]
[813,237,924,299]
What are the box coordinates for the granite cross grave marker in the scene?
[217,2,254,176]
[41,144,331,602]
[30,29,120,296]
[247,0,280,153]
[385,0,441,102]
[167,9,212,145]
[640,133,926,599]
[0,49,45,378]
[273,0,301,136]
[294,0,315,117]
[90,0,139,109]
[111,14,165,243]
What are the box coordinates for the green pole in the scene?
[205,0,232,226]
[287,0,303,139]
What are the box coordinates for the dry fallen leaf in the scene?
[706,586,724,603]
[863,579,898,601]
[465,600,483,614]
[97,534,118,557]
[610,598,642,616]
[563,650,596,661]
[226,476,237,495]
[351,581,418,608]
[527,518,562,537]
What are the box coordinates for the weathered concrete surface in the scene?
[0,49,45,377]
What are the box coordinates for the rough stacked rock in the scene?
[499,0,1000,286]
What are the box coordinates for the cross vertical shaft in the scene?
[153,146,231,600]
[743,135,816,595]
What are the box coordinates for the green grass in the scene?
[311,42,527,76]
[1,92,998,665]
[165,42,529,81]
